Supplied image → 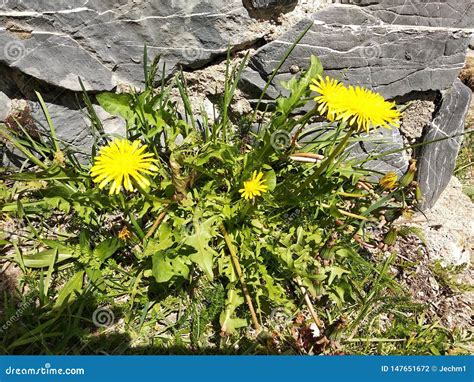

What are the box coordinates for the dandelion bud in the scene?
[415,183,424,202]
[400,159,417,187]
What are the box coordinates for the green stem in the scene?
[320,203,368,221]
[298,126,356,193]
[238,201,253,223]
[144,208,168,241]
[219,224,261,332]
[120,194,145,240]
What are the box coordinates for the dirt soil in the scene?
[394,177,473,330]
[394,234,473,331]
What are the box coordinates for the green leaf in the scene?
[326,266,350,285]
[43,249,57,297]
[152,251,190,283]
[328,285,346,306]
[264,169,277,191]
[143,112,166,134]
[96,93,134,121]
[54,270,84,308]
[144,223,174,256]
[218,254,237,282]
[276,55,323,115]
[41,239,75,253]
[220,288,247,334]
[20,249,74,268]
[183,217,218,280]
[189,250,216,281]
[36,186,73,213]
[36,92,60,152]
[430,345,441,356]
[0,125,47,169]
[94,238,121,264]
[86,269,106,291]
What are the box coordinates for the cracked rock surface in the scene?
[0,0,273,91]
[417,79,472,210]
[241,2,472,100]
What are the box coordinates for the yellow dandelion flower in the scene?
[239,171,268,200]
[310,76,347,121]
[311,76,401,132]
[90,139,158,195]
[337,85,401,133]
[379,171,398,190]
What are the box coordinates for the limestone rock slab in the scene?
[417,79,472,210]
[0,0,267,91]
[241,5,472,100]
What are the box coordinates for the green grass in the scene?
[455,133,474,201]
[456,101,474,200]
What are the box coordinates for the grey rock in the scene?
[0,91,11,121]
[341,0,474,29]
[348,127,409,178]
[29,102,127,159]
[417,79,472,210]
[0,87,124,167]
[95,106,127,138]
[241,6,472,101]
[34,104,93,156]
[0,33,115,92]
[246,0,298,9]
[243,0,298,17]
[0,0,267,91]
[0,0,472,200]
[292,122,408,177]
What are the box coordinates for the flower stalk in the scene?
[219,224,261,332]
[298,125,356,193]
